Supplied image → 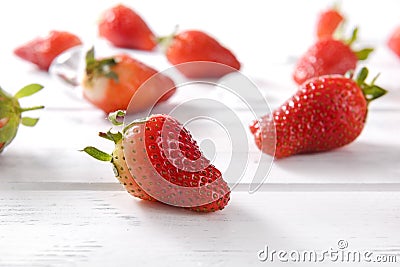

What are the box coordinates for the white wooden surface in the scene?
[1,1,400,266]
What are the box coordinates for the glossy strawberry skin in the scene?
[316,9,343,39]
[82,54,176,114]
[14,31,82,71]
[388,26,400,58]
[250,75,367,158]
[166,30,241,78]
[99,4,156,51]
[122,114,231,212]
[112,139,155,201]
[293,39,357,85]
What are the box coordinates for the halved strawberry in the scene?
[83,111,231,212]
[0,84,44,153]
[82,48,176,114]
[14,31,82,71]
[251,68,387,158]
[98,4,157,51]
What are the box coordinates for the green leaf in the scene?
[345,27,358,46]
[98,58,117,67]
[14,84,44,99]
[85,46,95,65]
[362,85,387,103]
[353,68,388,104]
[85,47,118,82]
[108,110,126,126]
[81,146,112,162]
[354,48,374,60]
[355,67,368,86]
[99,131,122,144]
[21,117,39,127]
[370,73,381,85]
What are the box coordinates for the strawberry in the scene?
[293,28,374,85]
[83,111,231,212]
[387,26,400,58]
[316,7,344,40]
[161,30,241,78]
[250,68,386,158]
[14,31,82,71]
[82,48,176,114]
[98,4,156,51]
[0,84,44,153]
[0,118,8,151]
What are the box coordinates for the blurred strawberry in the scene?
[82,48,175,114]
[161,30,241,78]
[98,4,156,51]
[0,84,44,153]
[388,26,400,58]
[316,7,344,39]
[14,31,82,71]
[293,28,374,85]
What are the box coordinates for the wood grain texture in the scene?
[0,191,399,267]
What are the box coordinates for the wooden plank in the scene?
[0,108,399,185]
[0,191,399,266]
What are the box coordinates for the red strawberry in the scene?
[0,84,44,153]
[250,68,386,158]
[82,48,176,114]
[293,28,374,85]
[14,31,82,71]
[83,111,231,212]
[316,8,344,39]
[388,26,400,58]
[162,30,241,78]
[98,4,156,51]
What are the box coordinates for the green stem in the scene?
[19,105,45,112]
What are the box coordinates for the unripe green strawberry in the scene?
[0,84,44,153]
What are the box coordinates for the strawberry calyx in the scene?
[0,84,44,152]
[342,27,374,61]
[108,109,149,134]
[345,28,374,60]
[108,110,125,126]
[84,47,118,84]
[352,67,387,104]
[156,26,179,52]
[82,110,128,161]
